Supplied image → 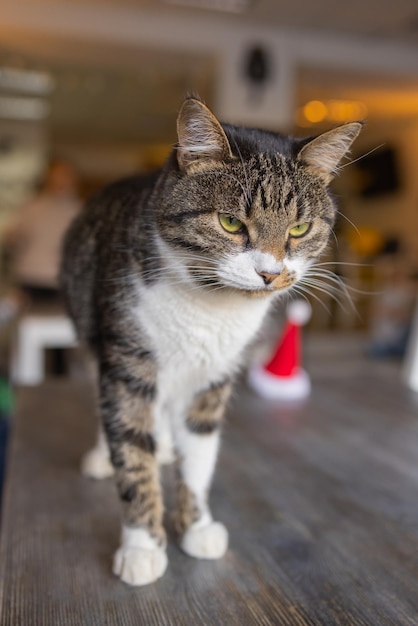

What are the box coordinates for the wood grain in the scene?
[1,336,418,625]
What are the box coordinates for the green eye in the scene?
[219,213,244,234]
[289,223,311,238]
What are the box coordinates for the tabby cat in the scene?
[60,96,362,586]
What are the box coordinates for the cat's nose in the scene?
[257,271,281,285]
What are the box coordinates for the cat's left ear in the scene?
[176,97,233,172]
[297,122,363,183]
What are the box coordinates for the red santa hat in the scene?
[248,299,312,400]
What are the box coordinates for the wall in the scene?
[1,1,418,131]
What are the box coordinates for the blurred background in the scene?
[0,0,417,346]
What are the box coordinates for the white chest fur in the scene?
[135,281,271,405]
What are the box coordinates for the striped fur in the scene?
[60,96,362,586]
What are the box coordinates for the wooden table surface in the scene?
[1,336,418,625]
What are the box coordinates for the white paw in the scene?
[81,447,114,479]
[181,521,228,559]
[113,546,168,586]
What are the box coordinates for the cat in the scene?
[60,96,362,586]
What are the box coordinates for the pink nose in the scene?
[257,271,281,285]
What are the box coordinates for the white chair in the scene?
[11,314,77,385]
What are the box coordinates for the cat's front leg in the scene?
[175,379,231,559]
[100,358,167,586]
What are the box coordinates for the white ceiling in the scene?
[253,0,418,43]
[46,0,418,45]
[239,0,418,45]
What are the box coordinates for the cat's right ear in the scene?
[176,98,233,173]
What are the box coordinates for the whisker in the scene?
[302,276,359,315]
[341,144,385,169]
[313,261,372,268]
[284,288,309,308]
[335,209,361,237]
[303,271,349,290]
[300,260,369,315]
[330,228,338,248]
[306,266,377,297]
[290,284,332,314]
[300,284,345,312]
[301,279,349,306]
[305,267,351,282]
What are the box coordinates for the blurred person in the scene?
[0,159,81,319]
[0,159,81,375]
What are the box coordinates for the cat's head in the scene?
[156,97,362,298]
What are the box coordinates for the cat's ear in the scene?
[176,97,233,172]
[297,122,363,183]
